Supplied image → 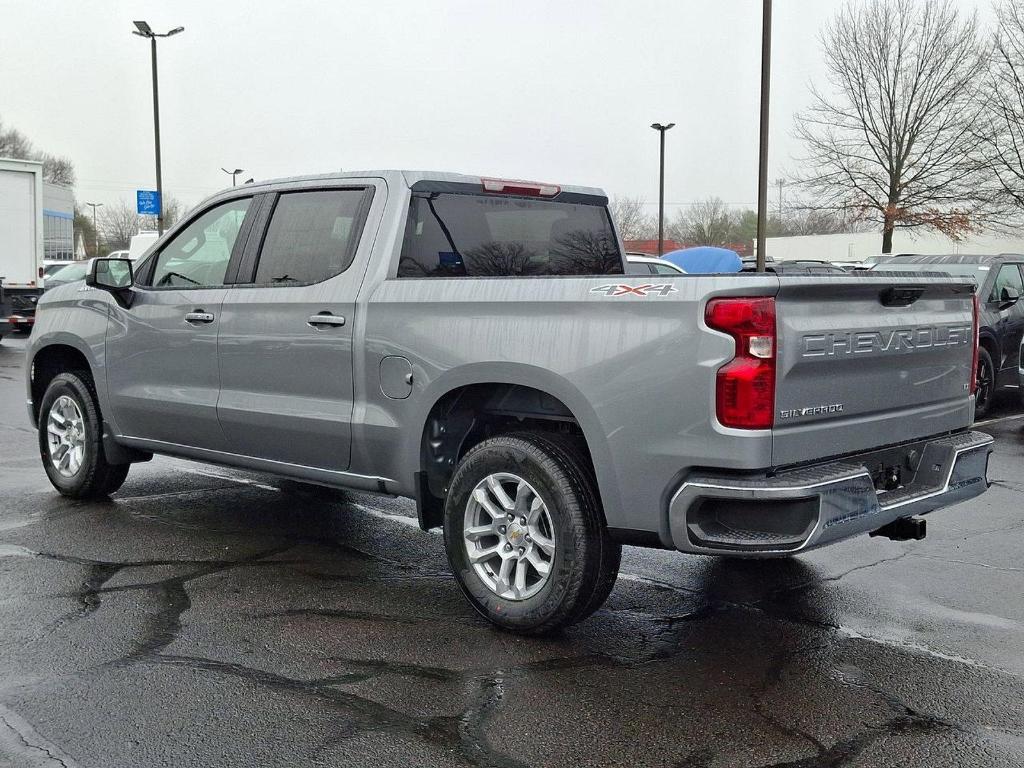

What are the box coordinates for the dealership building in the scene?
[42,181,76,263]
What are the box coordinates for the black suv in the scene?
[875,254,1024,418]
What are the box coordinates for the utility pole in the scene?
[132,21,184,236]
[221,167,245,187]
[650,123,675,257]
[755,0,773,272]
[84,202,103,257]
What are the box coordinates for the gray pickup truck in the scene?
[26,171,992,633]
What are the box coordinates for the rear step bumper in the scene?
[669,430,993,556]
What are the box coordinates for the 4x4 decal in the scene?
[590,283,678,297]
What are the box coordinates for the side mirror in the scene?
[86,258,133,290]
[86,258,134,306]
[1000,285,1020,309]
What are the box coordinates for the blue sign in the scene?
[136,190,160,215]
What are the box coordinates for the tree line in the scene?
[609,195,869,247]
[614,0,1024,254]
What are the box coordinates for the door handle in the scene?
[307,313,346,328]
[185,311,215,324]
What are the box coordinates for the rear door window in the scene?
[253,189,368,285]
[398,193,623,277]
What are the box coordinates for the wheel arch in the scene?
[978,332,999,370]
[410,364,619,531]
[29,339,97,426]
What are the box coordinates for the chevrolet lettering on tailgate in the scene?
[802,325,971,358]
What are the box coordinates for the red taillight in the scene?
[481,178,560,197]
[706,297,776,429]
[970,292,980,396]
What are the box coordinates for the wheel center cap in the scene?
[506,524,526,547]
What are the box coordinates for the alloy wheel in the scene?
[46,395,86,478]
[463,473,556,600]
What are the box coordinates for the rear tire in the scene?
[443,431,620,635]
[37,371,130,499]
[975,347,995,420]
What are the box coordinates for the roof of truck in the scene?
[227,170,606,199]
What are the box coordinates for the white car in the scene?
[625,254,686,275]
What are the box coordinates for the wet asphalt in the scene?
[0,334,1023,768]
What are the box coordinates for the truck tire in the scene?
[37,371,130,499]
[975,347,995,420]
[443,432,621,634]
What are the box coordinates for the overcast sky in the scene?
[0,0,993,218]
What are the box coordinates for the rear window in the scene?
[397,193,623,277]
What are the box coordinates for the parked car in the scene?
[625,254,686,275]
[43,262,90,290]
[106,250,130,260]
[27,171,991,634]
[873,253,1024,418]
[753,260,850,275]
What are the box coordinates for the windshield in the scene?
[398,193,623,277]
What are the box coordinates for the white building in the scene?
[764,230,1024,263]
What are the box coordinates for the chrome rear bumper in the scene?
[669,430,993,556]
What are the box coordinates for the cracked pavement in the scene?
[1,336,1023,767]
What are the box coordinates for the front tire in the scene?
[443,432,620,635]
[38,371,130,499]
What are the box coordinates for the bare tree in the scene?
[977,0,1024,217]
[793,0,989,252]
[608,196,655,241]
[100,200,143,251]
[39,153,75,187]
[667,197,733,245]
[0,118,34,158]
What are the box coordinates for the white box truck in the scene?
[0,158,45,340]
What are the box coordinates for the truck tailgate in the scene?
[772,276,976,467]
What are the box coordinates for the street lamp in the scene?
[84,202,103,256]
[755,0,773,272]
[650,122,675,257]
[221,167,245,187]
[132,21,184,236]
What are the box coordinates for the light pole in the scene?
[132,21,184,236]
[221,167,245,187]
[755,0,773,272]
[650,122,675,257]
[84,202,103,257]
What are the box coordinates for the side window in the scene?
[989,264,1024,303]
[150,198,251,288]
[653,263,680,275]
[253,190,367,285]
